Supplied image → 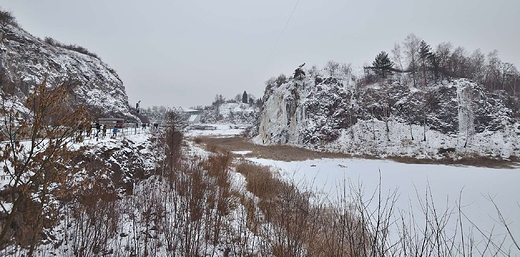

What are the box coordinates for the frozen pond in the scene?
[249,157,520,254]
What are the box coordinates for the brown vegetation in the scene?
[194,136,518,168]
[0,9,17,27]
[195,136,349,161]
[389,155,518,169]
[1,101,516,255]
[44,37,100,60]
[235,161,372,256]
[0,80,90,254]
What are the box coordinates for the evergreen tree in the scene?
[372,51,393,78]
[419,40,433,85]
[419,41,432,60]
[242,91,248,104]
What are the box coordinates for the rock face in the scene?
[256,70,520,159]
[0,23,137,121]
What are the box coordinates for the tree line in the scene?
[370,34,519,96]
[211,92,262,109]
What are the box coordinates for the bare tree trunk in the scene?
[409,123,414,140]
[423,115,427,141]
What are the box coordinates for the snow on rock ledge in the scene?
[255,71,520,159]
[0,24,137,121]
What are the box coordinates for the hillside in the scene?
[200,102,257,124]
[255,68,520,160]
[0,21,137,121]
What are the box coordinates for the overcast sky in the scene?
[1,0,519,108]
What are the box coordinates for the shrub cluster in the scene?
[0,9,17,27]
[44,37,100,60]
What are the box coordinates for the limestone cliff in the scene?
[0,22,137,121]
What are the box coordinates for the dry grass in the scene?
[235,162,283,200]
[194,136,350,161]
[193,136,203,144]
[389,155,518,169]
[187,135,519,255]
[235,161,376,256]
[192,136,519,168]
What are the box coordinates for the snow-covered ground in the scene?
[184,123,520,252]
[3,123,519,255]
[218,102,256,118]
[248,157,520,253]
[185,123,245,137]
[182,122,520,252]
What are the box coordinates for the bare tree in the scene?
[500,62,517,92]
[0,9,17,27]
[391,43,404,71]
[162,109,184,178]
[469,49,486,83]
[0,80,89,253]
[435,42,453,81]
[449,46,469,78]
[485,50,502,91]
[325,60,340,77]
[391,43,405,83]
[339,63,353,85]
[403,34,421,87]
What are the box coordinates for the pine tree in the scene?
[419,40,432,86]
[372,51,393,78]
[242,91,248,104]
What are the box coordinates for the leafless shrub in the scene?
[2,106,516,256]
[235,162,281,200]
[0,9,17,27]
[336,175,520,257]
[235,161,373,256]
[44,37,100,60]
[0,80,90,254]
[205,143,219,153]
[193,136,203,144]
[235,160,520,257]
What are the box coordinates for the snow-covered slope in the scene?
[198,102,258,125]
[0,23,137,120]
[255,70,520,159]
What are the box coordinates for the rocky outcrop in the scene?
[0,23,137,121]
[256,70,520,159]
